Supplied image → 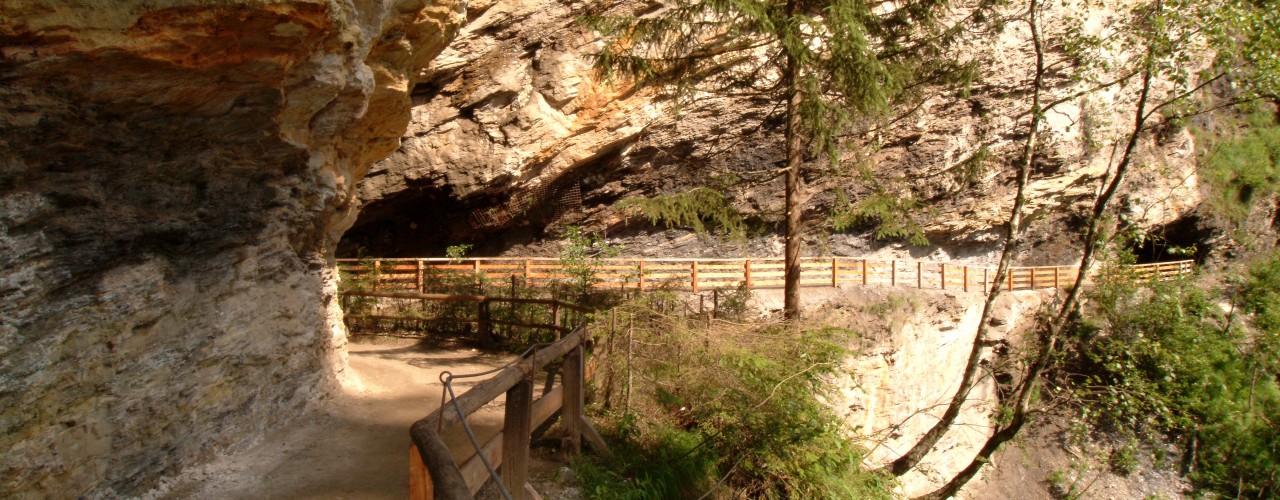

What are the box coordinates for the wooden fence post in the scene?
[473,259,482,290]
[891,260,897,287]
[1008,269,1014,291]
[374,260,382,292]
[524,259,531,284]
[963,266,969,292]
[502,379,534,500]
[638,260,646,293]
[984,268,989,293]
[562,341,585,455]
[941,263,947,290]
[478,300,492,341]
[1030,268,1037,289]
[417,260,425,293]
[917,261,923,289]
[1054,267,1060,288]
[744,260,753,291]
[691,261,699,293]
[552,303,561,340]
[831,258,839,287]
[862,259,868,285]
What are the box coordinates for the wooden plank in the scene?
[407,425,471,500]
[579,415,613,458]
[409,445,433,500]
[532,386,563,429]
[691,261,699,293]
[502,380,533,500]
[459,433,503,496]
[562,345,584,455]
[341,291,486,302]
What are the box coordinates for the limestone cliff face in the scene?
[343,0,1202,263]
[0,0,462,496]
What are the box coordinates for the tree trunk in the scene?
[782,6,804,320]
[887,0,1046,475]
[917,9,1161,496]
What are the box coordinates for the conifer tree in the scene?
[587,0,979,318]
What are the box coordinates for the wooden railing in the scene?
[408,328,593,500]
[339,290,592,339]
[382,291,606,500]
[338,257,1195,293]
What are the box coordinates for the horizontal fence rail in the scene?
[338,257,1195,294]
[339,290,594,347]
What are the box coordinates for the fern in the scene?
[617,188,746,238]
[831,190,929,246]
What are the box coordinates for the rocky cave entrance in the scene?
[1129,213,1215,264]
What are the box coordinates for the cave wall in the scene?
[344,0,1206,263]
[0,0,462,496]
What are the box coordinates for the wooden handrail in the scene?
[341,290,486,302]
[340,257,1195,294]
[409,326,594,499]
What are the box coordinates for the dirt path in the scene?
[156,337,513,499]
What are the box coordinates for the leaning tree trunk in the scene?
[782,7,804,321]
[887,0,1047,475]
[917,14,1160,498]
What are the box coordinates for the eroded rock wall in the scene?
[0,0,462,496]
[806,286,1048,497]
[343,0,1204,263]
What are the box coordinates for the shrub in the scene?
[1065,251,1280,497]
[579,300,894,498]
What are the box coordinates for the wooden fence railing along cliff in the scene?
[341,257,1194,499]
[337,256,1195,293]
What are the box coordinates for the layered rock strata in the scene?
[0,0,462,496]
[344,0,1203,263]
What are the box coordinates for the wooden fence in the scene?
[338,257,1195,293]
[339,290,592,339]
[400,292,607,500]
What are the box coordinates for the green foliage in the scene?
[559,226,623,298]
[445,243,473,262]
[1067,252,1280,497]
[1108,438,1140,476]
[1197,106,1280,223]
[338,258,381,317]
[580,302,894,498]
[616,188,747,239]
[831,189,930,246]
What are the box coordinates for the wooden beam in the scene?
[407,425,471,500]
[562,344,584,455]
[459,434,502,496]
[579,415,614,459]
[691,261,699,293]
[409,445,433,500]
[502,380,533,500]
[417,328,588,431]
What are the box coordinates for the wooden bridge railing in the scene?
[367,291,604,500]
[338,257,1195,293]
